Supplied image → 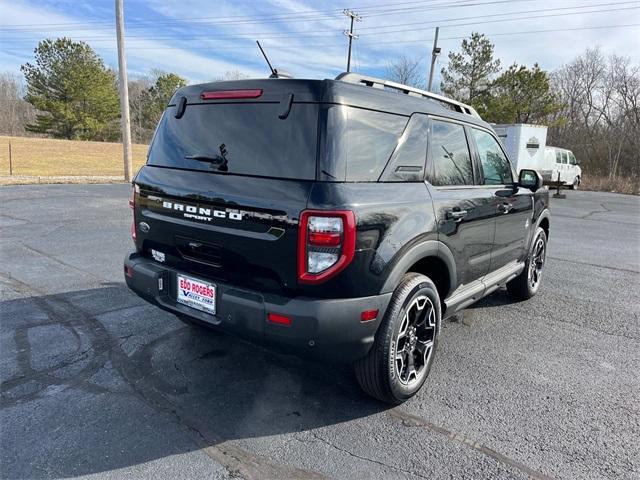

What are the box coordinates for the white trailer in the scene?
[493,123,582,188]
[493,123,548,175]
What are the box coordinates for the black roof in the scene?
[169,77,492,130]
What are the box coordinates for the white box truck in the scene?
[494,124,582,188]
[493,123,548,175]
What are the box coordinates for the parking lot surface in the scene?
[1,184,638,480]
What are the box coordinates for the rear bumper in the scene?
[124,252,391,363]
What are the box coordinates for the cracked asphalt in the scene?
[1,184,638,480]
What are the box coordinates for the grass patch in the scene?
[0,135,148,177]
[581,175,639,195]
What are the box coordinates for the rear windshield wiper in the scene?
[185,153,229,172]
[185,154,224,164]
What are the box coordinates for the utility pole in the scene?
[115,0,133,182]
[343,9,361,73]
[427,27,441,92]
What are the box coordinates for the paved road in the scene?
[1,185,638,480]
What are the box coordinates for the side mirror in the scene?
[518,169,542,192]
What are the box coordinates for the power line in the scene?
[116,23,640,51]
[356,1,640,31]
[3,22,625,52]
[0,0,484,29]
[0,0,562,31]
[359,22,640,47]
[3,2,636,44]
[0,0,527,29]
[356,5,639,37]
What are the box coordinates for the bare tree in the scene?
[214,70,251,81]
[128,69,187,144]
[0,72,36,136]
[385,56,425,89]
[128,76,152,144]
[549,49,639,179]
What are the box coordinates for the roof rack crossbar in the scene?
[335,72,480,119]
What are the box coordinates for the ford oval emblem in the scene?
[138,222,150,233]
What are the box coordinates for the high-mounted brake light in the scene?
[297,210,356,284]
[200,89,263,100]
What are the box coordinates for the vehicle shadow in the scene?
[0,284,389,479]
[466,287,521,310]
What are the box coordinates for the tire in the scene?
[571,176,580,190]
[354,273,441,404]
[507,227,547,300]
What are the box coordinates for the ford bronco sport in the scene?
[124,73,550,404]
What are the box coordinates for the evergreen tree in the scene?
[440,32,500,106]
[483,63,561,124]
[21,38,119,140]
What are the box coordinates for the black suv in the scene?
[124,73,549,404]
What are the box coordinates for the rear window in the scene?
[320,106,408,182]
[147,102,318,180]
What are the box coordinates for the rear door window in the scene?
[148,102,319,180]
[470,128,513,185]
[379,114,429,182]
[561,152,568,164]
[427,120,474,186]
[556,151,562,164]
[345,108,408,181]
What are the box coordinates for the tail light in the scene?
[130,184,139,243]
[297,210,356,284]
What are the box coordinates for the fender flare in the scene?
[536,208,551,233]
[380,240,457,294]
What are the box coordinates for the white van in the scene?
[544,146,582,189]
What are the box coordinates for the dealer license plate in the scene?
[176,274,216,315]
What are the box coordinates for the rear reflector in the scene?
[201,89,263,100]
[125,265,134,278]
[309,231,341,247]
[267,312,292,326]
[360,309,379,322]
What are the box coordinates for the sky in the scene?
[1,0,639,87]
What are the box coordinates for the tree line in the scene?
[387,32,639,180]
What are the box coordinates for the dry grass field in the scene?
[581,175,639,195]
[0,136,148,177]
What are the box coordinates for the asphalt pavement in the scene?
[1,184,638,480]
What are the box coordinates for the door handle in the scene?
[446,209,468,222]
[497,203,513,214]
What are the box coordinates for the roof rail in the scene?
[335,72,481,119]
